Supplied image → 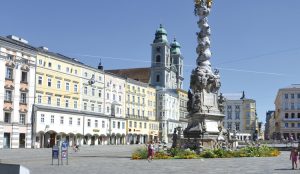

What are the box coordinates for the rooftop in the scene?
[106,68,151,83]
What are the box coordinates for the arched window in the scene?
[156,75,160,82]
[156,55,161,63]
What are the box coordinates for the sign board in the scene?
[61,142,68,151]
[52,146,59,159]
[52,146,60,165]
[61,141,69,165]
[93,129,100,132]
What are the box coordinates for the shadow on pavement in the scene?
[274,168,295,171]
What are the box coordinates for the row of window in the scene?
[284,122,300,128]
[149,123,159,130]
[112,121,125,129]
[6,67,28,82]
[284,113,300,119]
[226,112,240,120]
[4,90,27,104]
[38,76,79,92]
[128,121,147,129]
[284,93,300,99]
[126,108,145,116]
[37,95,78,109]
[4,112,26,124]
[106,81,123,90]
[126,95,145,104]
[38,59,106,82]
[127,85,146,93]
[227,122,241,131]
[37,95,124,114]
[107,93,122,102]
[38,59,79,75]
[40,114,106,128]
[227,105,240,110]
[283,102,300,110]
[84,86,102,97]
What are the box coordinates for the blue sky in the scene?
[1,0,300,123]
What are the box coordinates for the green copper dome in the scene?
[153,24,168,43]
[156,24,167,35]
[170,38,181,54]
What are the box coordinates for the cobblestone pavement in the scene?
[0,145,298,174]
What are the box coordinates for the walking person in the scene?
[147,141,155,162]
[290,147,298,170]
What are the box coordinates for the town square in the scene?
[0,0,300,173]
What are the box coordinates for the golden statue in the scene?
[194,0,212,8]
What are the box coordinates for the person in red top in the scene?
[147,141,155,162]
[290,147,298,170]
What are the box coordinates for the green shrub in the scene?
[176,149,198,159]
[155,151,171,159]
[131,145,280,160]
[131,147,148,160]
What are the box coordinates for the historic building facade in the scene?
[0,36,36,148]
[150,25,184,143]
[125,79,150,144]
[274,85,300,140]
[177,89,188,130]
[224,92,258,141]
[33,47,84,148]
[147,86,159,142]
[104,72,126,145]
[80,63,108,145]
[265,110,275,140]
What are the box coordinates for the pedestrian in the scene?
[147,141,155,162]
[290,147,298,170]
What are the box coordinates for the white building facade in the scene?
[104,73,127,145]
[0,36,36,148]
[275,85,300,140]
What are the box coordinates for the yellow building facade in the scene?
[125,79,156,144]
[147,86,159,142]
[34,48,84,148]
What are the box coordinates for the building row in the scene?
[0,25,189,148]
[265,84,300,140]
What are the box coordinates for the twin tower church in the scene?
[111,24,187,143]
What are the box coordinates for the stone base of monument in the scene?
[0,163,30,174]
[183,112,224,149]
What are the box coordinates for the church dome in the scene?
[170,38,181,54]
[153,24,168,43]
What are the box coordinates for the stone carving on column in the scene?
[183,0,225,148]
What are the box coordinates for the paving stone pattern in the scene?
[0,145,297,174]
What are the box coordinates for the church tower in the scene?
[150,24,180,89]
[170,38,184,89]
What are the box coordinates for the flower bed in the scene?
[131,145,280,160]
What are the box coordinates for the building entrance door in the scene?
[4,133,10,148]
[19,133,26,148]
[50,133,56,148]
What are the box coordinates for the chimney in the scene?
[39,46,49,51]
[7,35,28,44]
